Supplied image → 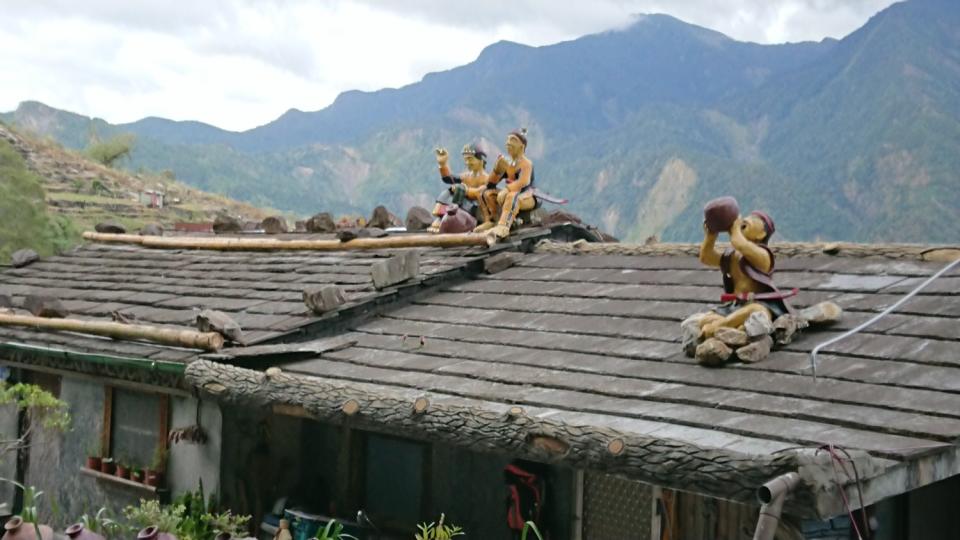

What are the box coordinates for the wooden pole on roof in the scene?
[0,313,224,352]
[81,231,495,251]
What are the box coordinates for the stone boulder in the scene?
[405,206,433,231]
[10,249,39,268]
[371,251,420,290]
[213,214,243,233]
[695,338,732,367]
[259,216,289,234]
[304,285,347,314]
[337,228,387,242]
[744,311,774,338]
[736,335,774,363]
[139,222,164,236]
[367,205,400,229]
[95,221,126,234]
[24,295,67,318]
[714,327,748,347]
[305,212,336,233]
[196,309,244,344]
[680,313,707,358]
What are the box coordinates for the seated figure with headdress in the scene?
[429,143,490,232]
[474,128,541,239]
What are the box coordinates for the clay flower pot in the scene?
[85,456,102,470]
[64,523,105,540]
[115,464,130,480]
[136,526,177,540]
[704,196,740,233]
[2,516,54,540]
[130,470,143,483]
[144,470,164,487]
[99,459,115,475]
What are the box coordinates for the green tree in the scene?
[0,139,78,263]
[85,133,136,167]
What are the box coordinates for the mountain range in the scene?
[3,0,958,243]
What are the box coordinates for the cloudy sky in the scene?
[0,0,897,131]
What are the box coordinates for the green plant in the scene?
[0,138,80,264]
[314,519,357,540]
[0,382,70,461]
[81,507,126,537]
[205,510,250,538]
[150,445,168,471]
[122,499,184,533]
[19,483,42,524]
[415,514,464,540]
[85,134,136,167]
[520,521,543,540]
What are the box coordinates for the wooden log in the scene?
[82,231,495,251]
[184,359,811,506]
[0,313,224,351]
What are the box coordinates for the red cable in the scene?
[816,444,870,540]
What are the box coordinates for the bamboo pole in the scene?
[82,231,495,251]
[0,313,224,352]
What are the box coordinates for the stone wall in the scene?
[8,371,225,529]
[0,403,19,511]
[25,377,141,527]
[167,396,222,499]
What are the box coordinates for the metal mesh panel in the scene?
[582,472,652,540]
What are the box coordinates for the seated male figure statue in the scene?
[430,143,490,232]
[698,211,791,337]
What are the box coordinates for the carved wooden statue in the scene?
[430,143,490,232]
[697,197,792,338]
[474,129,539,239]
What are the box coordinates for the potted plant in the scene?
[99,457,115,475]
[85,441,102,471]
[131,466,144,483]
[145,446,168,487]
[115,458,130,480]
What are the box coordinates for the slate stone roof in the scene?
[2,233,958,516]
[0,234,512,361]
[186,242,960,517]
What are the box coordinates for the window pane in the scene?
[364,434,423,527]
[111,389,160,468]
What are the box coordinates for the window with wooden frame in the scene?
[101,386,169,470]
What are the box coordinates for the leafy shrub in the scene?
[85,134,136,167]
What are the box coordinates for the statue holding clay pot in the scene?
[697,197,795,337]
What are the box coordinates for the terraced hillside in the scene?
[0,123,271,236]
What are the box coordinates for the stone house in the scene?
[0,227,958,539]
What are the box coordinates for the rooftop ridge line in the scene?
[536,240,960,262]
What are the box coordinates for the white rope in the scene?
[809,257,960,379]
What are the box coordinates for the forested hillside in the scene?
[4,0,957,243]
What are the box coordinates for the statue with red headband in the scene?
[697,197,794,338]
[686,197,842,367]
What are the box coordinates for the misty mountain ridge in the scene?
[4,0,958,243]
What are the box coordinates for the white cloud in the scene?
[0,0,897,131]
